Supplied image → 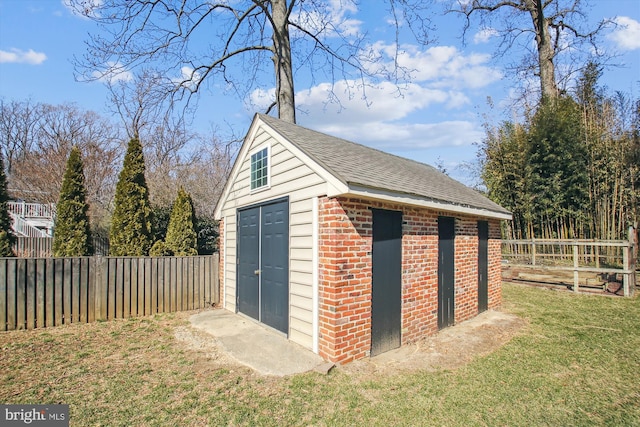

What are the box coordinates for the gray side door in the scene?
[371,208,403,356]
[478,221,489,313]
[438,216,455,329]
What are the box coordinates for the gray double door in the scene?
[237,198,289,334]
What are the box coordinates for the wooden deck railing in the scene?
[7,202,56,219]
[12,236,110,257]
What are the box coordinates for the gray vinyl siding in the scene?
[219,126,326,351]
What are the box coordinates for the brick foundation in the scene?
[317,196,503,364]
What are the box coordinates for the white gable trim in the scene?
[214,114,347,219]
[258,119,348,195]
[215,114,511,221]
[344,185,513,220]
[214,116,263,219]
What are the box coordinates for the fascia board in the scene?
[343,184,513,221]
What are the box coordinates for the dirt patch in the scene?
[339,309,527,376]
[174,308,527,378]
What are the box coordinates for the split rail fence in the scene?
[502,227,638,297]
[0,254,219,331]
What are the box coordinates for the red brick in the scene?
[317,196,503,364]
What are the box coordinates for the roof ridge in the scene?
[257,113,442,174]
[256,113,348,184]
[255,113,510,217]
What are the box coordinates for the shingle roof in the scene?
[258,113,511,217]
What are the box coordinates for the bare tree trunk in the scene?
[271,0,296,123]
[526,0,557,101]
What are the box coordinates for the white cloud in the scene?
[306,118,483,150]
[364,43,502,89]
[62,0,103,19]
[91,62,133,83]
[608,16,640,51]
[445,91,471,109]
[296,79,449,123]
[291,0,362,39]
[474,28,498,44]
[245,39,500,157]
[173,66,202,89]
[291,79,482,150]
[0,48,47,65]
[247,87,276,111]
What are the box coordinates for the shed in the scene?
[214,113,512,364]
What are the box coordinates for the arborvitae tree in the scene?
[151,205,171,245]
[53,147,93,256]
[164,187,198,256]
[195,216,219,255]
[110,137,153,256]
[0,153,15,256]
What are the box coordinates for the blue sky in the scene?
[1,0,639,185]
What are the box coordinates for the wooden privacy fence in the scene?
[0,254,219,331]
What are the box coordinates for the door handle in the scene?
[254,269,261,275]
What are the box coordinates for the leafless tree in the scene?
[7,103,121,229]
[69,0,434,124]
[183,134,235,217]
[105,69,173,140]
[0,98,42,175]
[450,0,609,101]
[144,126,235,218]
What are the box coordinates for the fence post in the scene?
[0,259,6,331]
[623,226,637,297]
[630,226,637,296]
[94,256,107,321]
[623,243,630,297]
[573,244,579,293]
[532,239,536,266]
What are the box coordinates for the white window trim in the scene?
[249,144,271,193]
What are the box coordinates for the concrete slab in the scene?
[189,309,329,376]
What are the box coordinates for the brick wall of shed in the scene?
[317,197,373,364]
[488,222,503,309]
[316,196,502,364]
[401,207,439,342]
[454,218,480,322]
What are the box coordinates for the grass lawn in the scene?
[1,283,639,426]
